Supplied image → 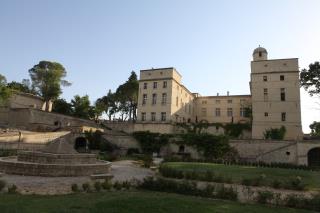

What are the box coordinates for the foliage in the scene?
[160,162,320,190]
[132,131,170,154]
[139,177,237,201]
[257,191,274,204]
[178,133,232,160]
[82,182,91,192]
[113,181,123,190]
[71,95,92,119]
[94,182,102,192]
[300,61,320,96]
[28,61,71,111]
[6,79,35,94]
[7,184,17,194]
[84,130,103,150]
[0,74,11,104]
[263,126,286,140]
[98,71,139,121]
[52,98,73,115]
[224,123,251,138]
[101,179,112,190]
[71,184,79,192]
[0,149,17,157]
[309,121,320,137]
[0,179,6,191]
[176,121,251,138]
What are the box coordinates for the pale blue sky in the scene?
[1,0,319,132]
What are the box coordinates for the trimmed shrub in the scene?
[71,183,79,192]
[94,182,102,192]
[82,182,91,192]
[215,185,238,201]
[113,181,122,190]
[257,191,274,204]
[0,179,6,191]
[7,184,17,194]
[101,179,112,190]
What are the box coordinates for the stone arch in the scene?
[307,147,320,167]
[74,137,87,152]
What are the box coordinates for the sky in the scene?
[0,0,319,133]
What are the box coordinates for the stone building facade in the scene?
[135,47,303,140]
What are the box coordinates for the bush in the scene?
[71,183,79,192]
[257,191,274,204]
[7,184,17,194]
[0,179,6,191]
[272,179,282,189]
[122,181,131,190]
[127,148,140,155]
[101,179,112,190]
[215,185,238,201]
[94,182,102,192]
[264,126,286,140]
[82,182,91,192]
[113,181,122,190]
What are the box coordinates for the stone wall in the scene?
[103,121,135,133]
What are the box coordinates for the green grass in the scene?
[162,162,320,190]
[0,191,314,213]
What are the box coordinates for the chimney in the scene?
[227,91,230,96]
[217,93,219,96]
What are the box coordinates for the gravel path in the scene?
[1,160,154,195]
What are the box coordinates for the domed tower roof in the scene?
[252,46,268,61]
[253,46,268,55]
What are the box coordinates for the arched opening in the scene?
[308,147,320,167]
[74,137,87,152]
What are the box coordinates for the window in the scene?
[280,75,284,81]
[142,94,147,105]
[141,112,146,121]
[161,93,167,105]
[185,104,187,112]
[152,93,157,105]
[263,76,267,81]
[264,88,268,101]
[143,83,147,89]
[264,112,269,117]
[176,96,178,106]
[153,82,157,89]
[151,112,156,121]
[227,99,232,104]
[259,51,262,57]
[281,88,286,101]
[163,81,167,88]
[216,100,220,104]
[161,112,166,121]
[240,99,246,105]
[180,99,183,107]
[281,112,286,121]
[215,108,221,117]
[202,100,207,104]
[240,108,245,117]
[201,108,207,116]
[227,108,233,117]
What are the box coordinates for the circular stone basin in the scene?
[0,151,111,177]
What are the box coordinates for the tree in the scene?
[0,74,11,104]
[300,61,320,96]
[71,95,91,119]
[114,71,139,121]
[52,98,73,115]
[310,121,320,137]
[6,79,35,94]
[92,98,107,121]
[29,61,71,111]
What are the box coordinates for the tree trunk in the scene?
[45,100,50,112]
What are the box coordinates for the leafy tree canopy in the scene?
[300,61,320,96]
[52,98,73,116]
[6,79,35,94]
[0,74,11,104]
[71,95,92,119]
[310,121,320,137]
[29,61,71,111]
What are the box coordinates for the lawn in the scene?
[0,191,314,213]
[161,162,320,190]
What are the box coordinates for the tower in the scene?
[250,47,303,140]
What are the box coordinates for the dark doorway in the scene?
[308,147,320,167]
[74,137,87,152]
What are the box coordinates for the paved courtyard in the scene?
[1,160,154,195]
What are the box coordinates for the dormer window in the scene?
[259,51,262,57]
